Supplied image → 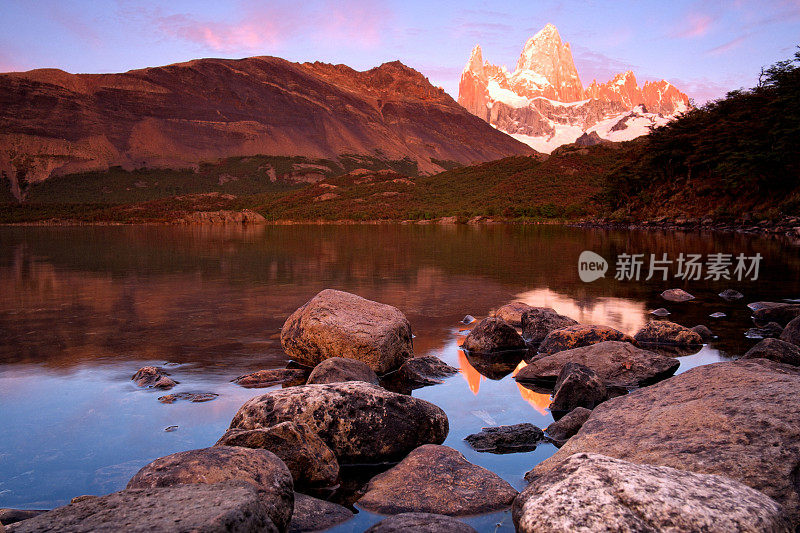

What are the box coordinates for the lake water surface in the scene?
[1,224,799,531]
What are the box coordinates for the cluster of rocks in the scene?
[7,288,800,532]
[576,214,800,239]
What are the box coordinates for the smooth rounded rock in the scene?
[494,302,535,326]
[691,324,714,342]
[289,493,353,533]
[545,407,592,445]
[9,481,279,533]
[742,338,800,366]
[131,366,177,389]
[633,320,703,346]
[550,363,607,413]
[215,422,339,487]
[520,308,578,343]
[126,446,294,531]
[755,304,800,325]
[306,357,379,385]
[538,325,636,355]
[0,509,46,526]
[514,453,791,533]
[464,423,544,454]
[516,341,679,389]
[462,317,525,353]
[365,513,477,533]
[233,369,309,388]
[281,289,413,374]
[780,316,800,346]
[528,359,800,526]
[719,288,744,300]
[660,288,695,302]
[228,381,448,464]
[357,444,517,515]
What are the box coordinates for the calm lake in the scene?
[1,224,799,531]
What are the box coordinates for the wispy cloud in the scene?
[675,13,715,38]
[706,33,752,55]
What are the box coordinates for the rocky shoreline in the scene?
[3,289,800,532]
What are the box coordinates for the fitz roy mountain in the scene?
[458,23,690,153]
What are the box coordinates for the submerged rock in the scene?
[545,407,592,445]
[745,322,784,339]
[752,303,800,325]
[289,493,353,533]
[365,513,477,533]
[464,423,544,453]
[228,381,448,464]
[520,308,578,343]
[157,392,218,403]
[233,368,309,388]
[691,324,715,342]
[661,289,694,302]
[660,288,695,302]
[461,315,476,325]
[538,325,636,355]
[281,289,413,374]
[131,366,177,390]
[709,312,726,318]
[8,482,279,533]
[215,422,339,487]
[741,338,800,366]
[528,359,800,526]
[780,316,800,346]
[550,363,608,413]
[306,357,379,385]
[462,317,525,353]
[719,288,744,300]
[514,453,791,533]
[650,307,670,317]
[516,341,679,390]
[357,444,517,515]
[126,446,294,531]
[494,302,535,326]
[633,320,703,346]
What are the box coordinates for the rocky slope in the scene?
[0,56,533,198]
[458,23,689,153]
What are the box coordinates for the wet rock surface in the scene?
[228,381,448,464]
[545,407,592,445]
[131,366,177,389]
[660,288,695,302]
[780,316,800,346]
[690,324,714,341]
[233,368,309,388]
[514,453,791,533]
[289,493,353,533]
[550,363,607,413]
[306,357,379,386]
[280,289,414,374]
[746,322,784,339]
[357,444,517,515]
[365,513,477,533]
[538,325,636,355]
[742,338,800,366]
[754,303,800,325]
[529,359,800,526]
[126,446,294,531]
[462,317,525,353]
[8,481,279,533]
[516,341,679,389]
[520,308,578,343]
[719,288,744,300]
[464,423,544,453]
[215,422,339,487]
[157,392,218,403]
[633,320,703,346]
[0,510,46,526]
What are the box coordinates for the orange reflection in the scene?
[512,360,551,414]
[457,350,484,395]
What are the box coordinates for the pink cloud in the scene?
[706,33,752,56]
[675,13,715,38]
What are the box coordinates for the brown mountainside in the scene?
[0,56,533,190]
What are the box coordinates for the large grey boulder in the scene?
[633,320,702,346]
[365,513,477,533]
[515,341,679,389]
[306,357,379,385]
[741,338,800,366]
[228,382,448,464]
[289,493,352,533]
[462,317,525,353]
[514,453,791,533]
[538,325,636,355]
[528,359,800,526]
[521,308,578,344]
[357,445,517,515]
[8,481,279,533]
[281,289,413,374]
[126,446,294,531]
[215,422,339,487]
